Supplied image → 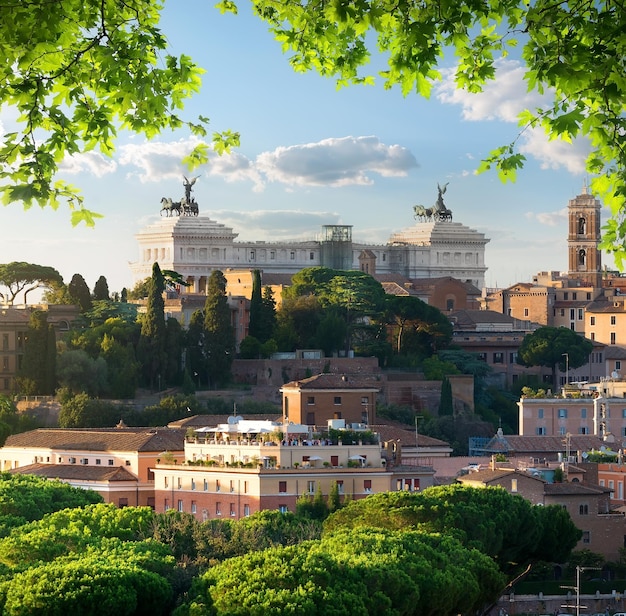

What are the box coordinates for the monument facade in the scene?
[131,183,489,292]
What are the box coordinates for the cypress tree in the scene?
[137,262,167,389]
[260,286,277,343]
[16,311,56,395]
[248,269,263,340]
[68,273,92,312]
[438,376,454,416]
[203,270,235,388]
[93,275,110,300]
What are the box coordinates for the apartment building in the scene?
[152,418,435,521]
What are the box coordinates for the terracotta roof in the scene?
[281,373,380,391]
[502,435,606,454]
[370,422,451,449]
[544,482,609,496]
[380,282,412,296]
[10,463,138,482]
[3,428,185,453]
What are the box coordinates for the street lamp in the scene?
[562,352,569,389]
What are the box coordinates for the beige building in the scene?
[152,418,435,521]
[0,426,185,508]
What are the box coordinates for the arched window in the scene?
[578,249,586,265]
[578,217,586,234]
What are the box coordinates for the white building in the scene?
[131,213,489,292]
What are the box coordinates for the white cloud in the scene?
[435,59,548,123]
[526,207,568,226]
[118,138,202,183]
[58,151,117,177]
[255,136,418,187]
[518,127,589,174]
[206,152,265,191]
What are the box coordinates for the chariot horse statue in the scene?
[160,197,182,217]
[159,175,201,217]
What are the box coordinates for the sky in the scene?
[0,1,609,300]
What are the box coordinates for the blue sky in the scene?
[1,1,606,298]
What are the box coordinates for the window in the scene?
[191,501,197,514]
[177,477,182,489]
[509,352,518,363]
[361,396,369,405]
[108,459,114,465]
[119,498,128,508]
[230,503,236,517]
[524,308,529,317]
[334,396,342,405]
[307,481,315,494]
[216,480,220,492]
[617,361,622,370]
[279,481,287,493]
[307,396,315,405]
[164,499,170,511]
[536,427,546,435]
[244,504,250,516]
[216,502,221,516]
[446,298,454,311]
[612,332,617,345]
[579,426,589,434]
[581,408,587,419]
[191,479,195,490]
[582,531,590,544]
[290,251,295,260]
[570,308,575,320]
[493,352,504,364]
[270,251,275,260]
[230,480,235,493]
[612,316,617,325]
[178,500,184,512]
[511,478,518,493]
[573,292,578,300]
[559,427,567,435]
[564,292,569,300]
[538,409,544,419]
[1,334,7,351]
[250,250,255,260]
[578,309,583,320]
[558,408,568,418]
[203,479,208,491]
[95,459,101,465]
[336,480,344,494]
[364,479,372,493]
[591,316,596,325]
[309,252,314,260]
[164,477,169,488]
[560,308,565,317]
[279,505,288,513]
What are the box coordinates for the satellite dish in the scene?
[612,370,620,379]
[600,445,607,453]
[227,416,238,424]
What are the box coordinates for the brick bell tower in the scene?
[567,184,602,288]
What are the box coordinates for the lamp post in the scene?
[562,352,569,389]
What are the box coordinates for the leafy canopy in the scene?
[1,0,238,224]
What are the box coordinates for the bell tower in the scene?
[567,184,602,287]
